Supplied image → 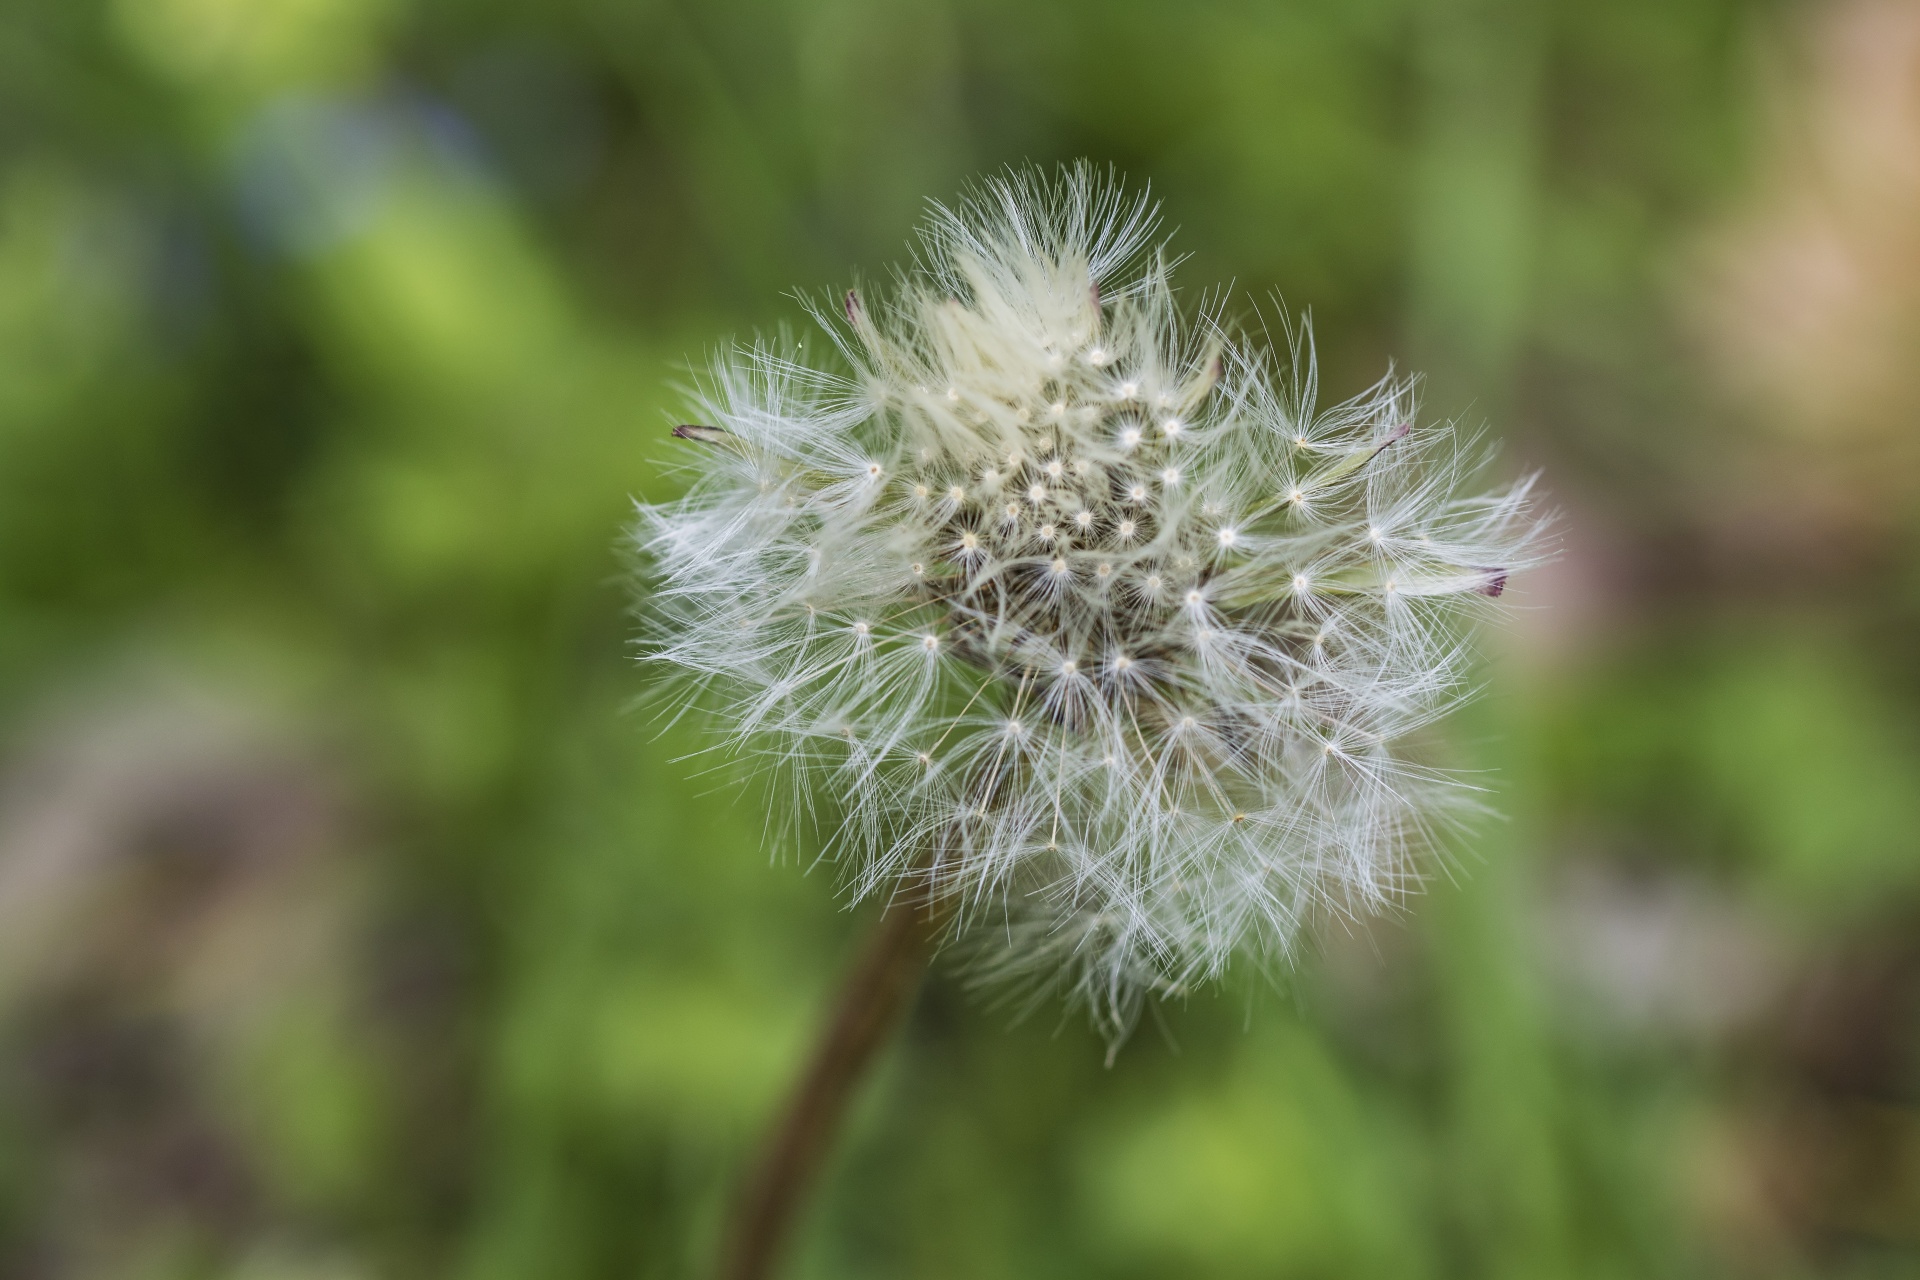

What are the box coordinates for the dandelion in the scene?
[638,164,1545,1040]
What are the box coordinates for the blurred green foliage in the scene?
[1,0,1917,1278]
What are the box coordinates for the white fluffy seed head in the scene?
[637,164,1547,1042]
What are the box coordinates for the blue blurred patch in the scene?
[231,93,491,257]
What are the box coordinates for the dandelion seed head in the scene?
[637,163,1548,1041]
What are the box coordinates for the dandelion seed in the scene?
[637,164,1548,1040]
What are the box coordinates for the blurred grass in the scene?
[1,0,1917,1278]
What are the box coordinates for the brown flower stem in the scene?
[717,902,930,1280]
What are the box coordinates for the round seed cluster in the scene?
[640,167,1544,1037]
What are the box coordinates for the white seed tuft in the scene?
[637,164,1548,1041]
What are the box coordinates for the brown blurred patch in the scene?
[0,683,366,1277]
[1686,0,1920,519]
[1690,921,1920,1272]
[1762,931,1920,1245]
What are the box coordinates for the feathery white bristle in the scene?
[637,164,1547,1041]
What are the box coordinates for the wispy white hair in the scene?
[637,164,1546,1041]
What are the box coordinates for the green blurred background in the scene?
[3,0,1919,1276]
